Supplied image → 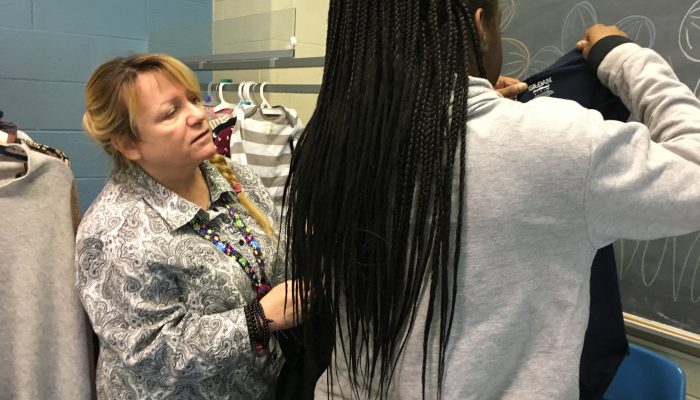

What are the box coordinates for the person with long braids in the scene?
[283,0,700,399]
[76,54,299,399]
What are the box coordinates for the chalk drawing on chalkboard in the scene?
[640,238,666,287]
[679,0,700,62]
[499,0,516,31]
[619,239,641,280]
[562,2,598,50]
[675,233,700,302]
[529,46,564,75]
[619,232,700,304]
[501,38,531,79]
[616,15,656,48]
[501,0,700,336]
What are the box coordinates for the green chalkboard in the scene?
[501,0,700,335]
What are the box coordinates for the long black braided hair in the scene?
[284,0,498,398]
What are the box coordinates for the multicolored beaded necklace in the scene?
[189,186,271,299]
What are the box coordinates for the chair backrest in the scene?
[603,343,686,400]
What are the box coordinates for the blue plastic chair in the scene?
[603,343,686,400]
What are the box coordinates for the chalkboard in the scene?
[500,0,700,336]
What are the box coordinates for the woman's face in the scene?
[123,71,216,173]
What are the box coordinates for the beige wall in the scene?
[211,0,328,122]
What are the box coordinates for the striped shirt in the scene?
[229,106,304,220]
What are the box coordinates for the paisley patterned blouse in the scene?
[75,160,285,399]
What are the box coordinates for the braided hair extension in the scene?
[207,154,274,239]
[284,0,497,398]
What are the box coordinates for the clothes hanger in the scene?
[237,81,246,104]
[244,82,259,107]
[213,82,237,113]
[204,81,217,107]
[259,82,285,116]
[0,114,67,164]
[0,114,26,161]
[237,81,253,107]
[0,130,27,161]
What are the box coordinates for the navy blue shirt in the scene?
[518,50,630,121]
[517,48,630,400]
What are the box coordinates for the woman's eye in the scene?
[164,108,177,119]
[189,95,201,104]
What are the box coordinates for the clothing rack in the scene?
[180,50,325,94]
[199,83,321,94]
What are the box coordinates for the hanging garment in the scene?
[213,116,237,157]
[517,50,630,121]
[517,49,630,400]
[0,135,94,399]
[230,106,305,219]
[208,112,234,131]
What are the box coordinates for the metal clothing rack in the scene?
[199,82,322,94]
[181,50,325,94]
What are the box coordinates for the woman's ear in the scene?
[111,135,141,161]
[473,8,489,53]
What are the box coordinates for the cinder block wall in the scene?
[0,0,212,212]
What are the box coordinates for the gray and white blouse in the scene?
[75,160,285,399]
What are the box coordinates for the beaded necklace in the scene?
[190,199,272,300]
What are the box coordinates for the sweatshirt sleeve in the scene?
[584,42,700,248]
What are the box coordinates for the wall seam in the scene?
[0,26,148,42]
[30,0,35,28]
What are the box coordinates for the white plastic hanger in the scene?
[244,81,258,106]
[237,81,251,106]
[213,82,237,112]
[259,82,285,116]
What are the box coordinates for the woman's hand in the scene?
[576,24,628,60]
[259,280,301,332]
[494,75,528,99]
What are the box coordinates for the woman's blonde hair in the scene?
[208,153,274,238]
[83,53,273,237]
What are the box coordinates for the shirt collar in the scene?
[204,160,237,206]
[114,160,236,231]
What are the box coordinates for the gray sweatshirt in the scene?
[315,42,700,399]
[0,140,94,399]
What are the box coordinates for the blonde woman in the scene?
[76,54,297,399]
